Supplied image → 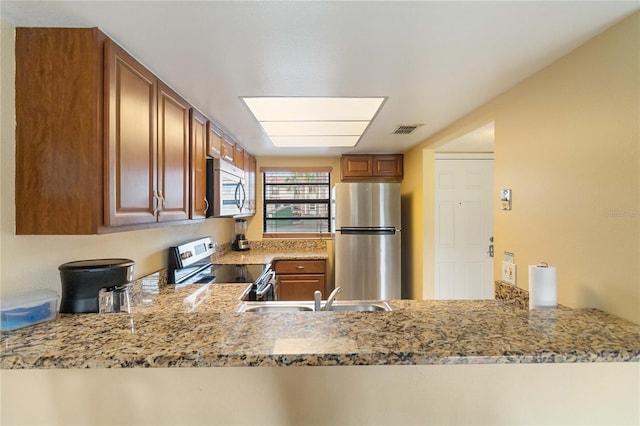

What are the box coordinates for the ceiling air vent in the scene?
[393,124,421,135]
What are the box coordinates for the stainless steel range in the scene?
[168,237,275,301]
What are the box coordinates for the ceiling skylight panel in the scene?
[260,121,370,136]
[241,96,386,147]
[270,136,361,147]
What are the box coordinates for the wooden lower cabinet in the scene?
[274,260,326,301]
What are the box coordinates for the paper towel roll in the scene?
[529,264,557,309]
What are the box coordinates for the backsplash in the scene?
[211,240,326,260]
[494,280,529,309]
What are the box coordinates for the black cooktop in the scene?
[178,263,269,285]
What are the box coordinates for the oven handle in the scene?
[255,271,276,299]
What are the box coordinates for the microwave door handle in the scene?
[238,182,246,211]
[234,183,241,209]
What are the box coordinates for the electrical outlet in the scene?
[502,261,517,285]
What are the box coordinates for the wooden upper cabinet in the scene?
[157,82,190,222]
[190,109,208,219]
[234,144,245,169]
[341,154,403,182]
[104,39,158,227]
[373,154,404,179]
[221,137,235,163]
[206,122,222,159]
[341,155,373,178]
[16,28,107,234]
[15,27,220,234]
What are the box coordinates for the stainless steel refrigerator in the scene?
[332,182,401,300]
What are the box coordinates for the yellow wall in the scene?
[0,21,235,297]
[248,156,341,290]
[399,147,424,298]
[403,12,640,323]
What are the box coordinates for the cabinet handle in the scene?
[152,191,159,216]
[158,192,165,210]
[204,197,209,216]
[296,265,305,270]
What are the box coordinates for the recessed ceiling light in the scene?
[242,97,386,147]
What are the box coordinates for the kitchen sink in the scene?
[236,300,392,313]
[236,302,314,313]
[327,301,393,311]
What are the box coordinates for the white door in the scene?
[435,156,494,299]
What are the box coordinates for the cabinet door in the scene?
[373,155,403,179]
[277,275,326,301]
[221,137,235,163]
[207,122,222,159]
[341,155,373,179]
[105,39,158,226]
[234,144,245,169]
[190,109,208,219]
[157,81,190,222]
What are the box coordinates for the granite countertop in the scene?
[212,248,328,265]
[2,280,639,369]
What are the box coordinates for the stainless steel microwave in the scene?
[206,158,246,217]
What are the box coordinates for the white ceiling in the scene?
[1,1,637,157]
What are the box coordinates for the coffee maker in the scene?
[231,218,250,251]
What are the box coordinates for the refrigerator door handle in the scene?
[338,227,398,235]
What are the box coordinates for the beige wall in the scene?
[2,363,638,425]
[0,21,235,297]
[248,156,341,290]
[403,12,640,323]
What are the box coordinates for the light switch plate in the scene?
[500,189,512,210]
[502,261,517,285]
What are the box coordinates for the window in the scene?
[263,168,331,237]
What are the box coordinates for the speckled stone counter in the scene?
[1,280,638,369]
[212,249,327,265]
[211,239,328,265]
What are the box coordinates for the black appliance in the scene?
[58,258,135,313]
[168,237,275,301]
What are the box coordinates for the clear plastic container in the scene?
[1,289,58,331]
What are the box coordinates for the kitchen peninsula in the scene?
[1,247,639,424]
[1,282,639,369]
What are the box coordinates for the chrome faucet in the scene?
[314,290,322,312]
[323,286,343,311]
